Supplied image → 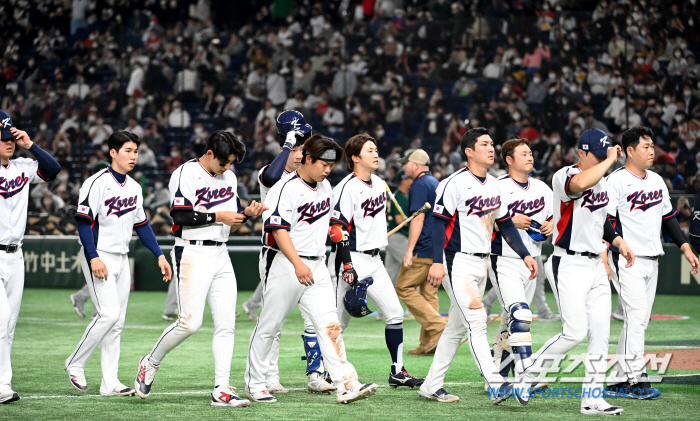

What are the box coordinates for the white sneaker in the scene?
[242,302,258,321]
[244,388,276,403]
[419,387,460,402]
[211,384,250,407]
[581,399,624,415]
[337,383,377,404]
[267,382,288,394]
[135,354,159,398]
[101,383,136,396]
[67,369,87,392]
[611,309,625,321]
[308,372,336,394]
[70,293,86,318]
[0,387,20,404]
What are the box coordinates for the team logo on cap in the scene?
[1,117,11,128]
[291,117,300,129]
[600,135,609,147]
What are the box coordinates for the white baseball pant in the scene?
[0,248,24,390]
[525,248,611,406]
[65,249,131,394]
[149,242,238,387]
[245,251,359,395]
[608,252,657,384]
[330,251,404,328]
[421,252,505,394]
[255,248,315,384]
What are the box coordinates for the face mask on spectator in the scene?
[573,128,581,136]
[524,37,531,44]
[548,72,556,79]
[386,36,394,43]
[684,89,692,97]
[548,87,556,95]
[551,135,560,144]
[195,127,203,134]
[376,129,385,137]
[58,173,69,182]
[40,123,47,131]
[563,44,571,51]
[512,112,521,121]
[155,182,164,189]
[101,145,109,152]
[647,84,656,94]
[681,43,688,50]
[584,94,591,101]
[427,112,437,119]
[675,115,685,123]
[287,16,294,23]
[502,87,510,95]
[637,57,644,65]
[533,76,541,84]
[562,67,571,75]
[675,51,682,59]
[418,91,426,99]
[664,96,672,104]
[170,151,180,158]
[686,140,696,150]
[375,48,383,55]
[353,55,361,62]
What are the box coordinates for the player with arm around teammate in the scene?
[0,112,61,404]
[135,131,265,408]
[329,133,424,388]
[242,110,334,395]
[245,134,378,404]
[488,138,554,385]
[66,131,172,397]
[520,128,635,415]
[419,128,537,404]
[605,126,699,399]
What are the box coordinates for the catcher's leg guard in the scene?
[301,331,324,376]
[507,302,533,373]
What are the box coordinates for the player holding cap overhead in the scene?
[419,128,536,405]
[605,126,699,399]
[245,134,378,404]
[0,111,60,404]
[521,128,635,416]
[488,138,554,380]
[66,131,171,397]
[135,131,266,408]
[241,111,334,395]
[329,133,424,388]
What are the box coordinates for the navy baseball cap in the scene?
[0,110,14,140]
[578,128,611,159]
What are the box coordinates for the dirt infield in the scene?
[645,349,700,370]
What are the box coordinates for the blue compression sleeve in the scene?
[29,143,61,181]
[498,217,532,259]
[261,146,291,187]
[432,216,447,264]
[135,222,164,258]
[77,219,99,260]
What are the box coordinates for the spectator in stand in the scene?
[126,118,145,138]
[523,40,551,81]
[88,116,114,146]
[168,101,191,128]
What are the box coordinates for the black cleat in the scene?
[389,368,425,388]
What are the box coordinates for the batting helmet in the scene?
[343,277,374,318]
[276,110,313,145]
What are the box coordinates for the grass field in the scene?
[4,288,699,420]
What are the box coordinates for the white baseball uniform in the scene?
[328,173,403,328]
[66,167,149,394]
[147,159,243,387]
[246,171,361,396]
[0,157,50,390]
[422,168,511,395]
[606,167,674,384]
[489,175,553,370]
[525,165,612,406]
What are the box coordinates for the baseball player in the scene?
[520,128,635,416]
[245,134,378,404]
[419,128,536,404]
[66,131,171,397]
[605,126,699,399]
[488,138,554,380]
[135,131,265,408]
[329,133,424,388]
[0,112,60,404]
[241,111,333,394]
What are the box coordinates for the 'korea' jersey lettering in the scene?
[0,157,48,245]
[330,173,388,251]
[262,171,333,257]
[606,167,675,257]
[492,175,553,258]
[169,159,244,242]
[75,168,148,254]
[552,165,609,254]
[433,168,508,254]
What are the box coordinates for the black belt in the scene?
[461,252,489,259]
[0,244,19,253]
[614,252,658,261]
[565,249,598,259]
[299,255,322,261]
[359,248,380,257]
[183,240,224,246]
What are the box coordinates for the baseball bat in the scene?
[384,180,407,219]
[387,202,431,238]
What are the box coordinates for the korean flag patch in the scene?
[174,197,185,206]
[332,210,341,219]
[434,204,444,214]
[77,205,91,215]
[271,216,281,225]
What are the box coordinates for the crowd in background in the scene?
[1,0,699,236]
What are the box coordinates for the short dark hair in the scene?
[460,127,490,157]
[108,130,140,153]
[621,126,654,152]
[344,133,377,170]
[501,138,531,168]
[302,134,344,165]
[204,130,246,163]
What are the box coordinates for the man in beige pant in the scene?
[395,150,445,355]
